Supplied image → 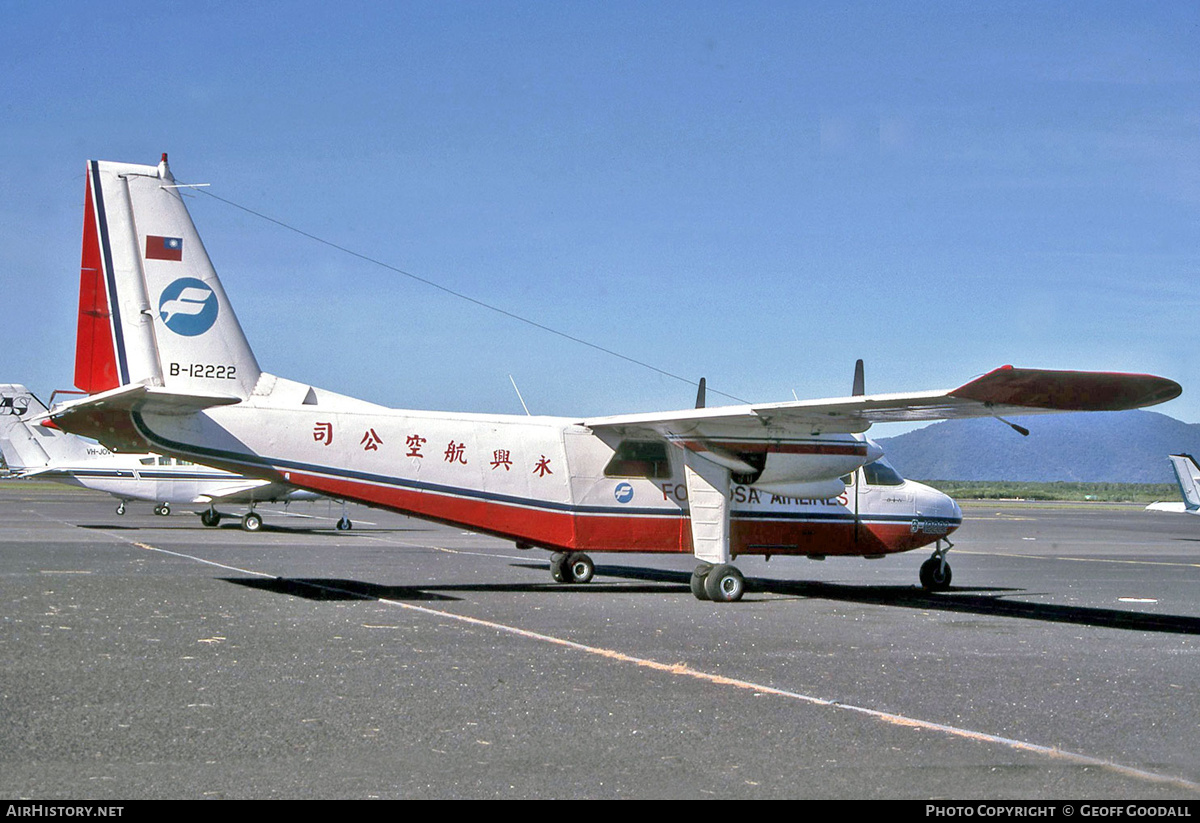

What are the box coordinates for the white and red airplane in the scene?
[46,156,1182,601]
[1,383,325,529]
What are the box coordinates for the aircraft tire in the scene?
[703,564,745,603]
[690,564,713,601]
[336,516,352,531]
[549,552,567,583]
[919,557,952,591]
[160,502,170,516]
[200,510,221,527]
[115,503,125,516]
[563,552,594,584]
[242,512,263,532]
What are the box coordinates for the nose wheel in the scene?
[920,539,953,591]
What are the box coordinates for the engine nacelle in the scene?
[749,477,847,499]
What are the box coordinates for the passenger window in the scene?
[604,440,671,478]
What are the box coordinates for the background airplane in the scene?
[47,156,1182,601]
[0,383,340,531]
[1145,454,1200,515]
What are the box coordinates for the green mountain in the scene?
[875,410,1200,483]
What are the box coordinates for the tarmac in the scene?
[2,484,1199,799]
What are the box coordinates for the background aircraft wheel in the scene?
[690,564,713,601]
[563,552,594,584]
[160,502,170,516]
[549,552,567,583]
[336,516,352,531]
[242,512,263,532]
[703,564,745,602]
[115,503,125,516]
[200,510,221,527]
[920,557,952,591]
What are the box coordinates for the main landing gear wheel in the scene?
[690,564,713,600]
[336,516,352,531]
[549,552,594,584]
[702,564,745,602]
[115,503,126,516]
[691,563,745,602]
[549,552,567,583]
[200,509,221,527]
[920,557,952,591]
[154,503,171,516]
[563,552,594,584]
[241,511,263,532]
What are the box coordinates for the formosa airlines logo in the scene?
[159,278,218,336]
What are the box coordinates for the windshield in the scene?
[861,457,905,487]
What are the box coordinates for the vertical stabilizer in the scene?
[0,385,96,469]
[1167,454,1200,512]
[75,157,261,398]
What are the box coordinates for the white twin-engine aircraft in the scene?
[48,156,1182,601]
[1,384,323,529]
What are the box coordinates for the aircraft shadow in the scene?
[590,564,1200,636]
[221,565,1200,636]
[222,577,462,602]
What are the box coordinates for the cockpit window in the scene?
[862,458,905,486]
[604,440,671,478]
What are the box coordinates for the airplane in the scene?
[1145,454,1200,515]
[0,382,334,530]
[44,155,1183,601]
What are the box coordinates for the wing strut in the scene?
[683,451,732,564]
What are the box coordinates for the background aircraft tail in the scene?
[76,156,262,399]
[0,384,96,471]
[1167,454,1200,512]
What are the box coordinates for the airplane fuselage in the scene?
[99,376,962,558]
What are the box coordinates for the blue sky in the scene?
[2,1,1197,429]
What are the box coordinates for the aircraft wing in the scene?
[194,479,293,505]
[1145,502,1188,513]
[583,366,1182,435]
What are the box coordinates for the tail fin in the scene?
[1167,454,1200,512]
[75,156,261,399]
[0,385,96,470]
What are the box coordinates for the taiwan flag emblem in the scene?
[145,235,183,261]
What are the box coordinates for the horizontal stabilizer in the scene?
[48,383,241,452]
